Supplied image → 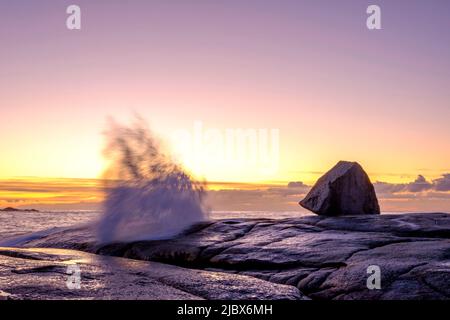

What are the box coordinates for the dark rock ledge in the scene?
[3,213,450,300]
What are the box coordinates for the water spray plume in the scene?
[97,117,208,244]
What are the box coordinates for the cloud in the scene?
[433,174,450,192]
[0,178,103,194]
[373,181,406,195]
[287,181,307,188]
[206,182,311,211]
[0,178,104,209]
[374,173,450,195]
[405,175,433,193]
[207,176,450,212]
[1,175,449,212]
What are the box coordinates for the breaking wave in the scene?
[97,118,208,244]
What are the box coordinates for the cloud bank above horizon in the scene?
[1,174,450,213]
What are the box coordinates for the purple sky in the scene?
[0,1,449,211]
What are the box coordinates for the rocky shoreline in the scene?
[1,212,449,300]
[0,247,301,300]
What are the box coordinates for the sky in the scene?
[0,0,449,211]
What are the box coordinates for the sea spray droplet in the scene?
[97,118,208,244]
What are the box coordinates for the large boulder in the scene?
[299,161,380,216]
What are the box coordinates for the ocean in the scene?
[0,210,315,241]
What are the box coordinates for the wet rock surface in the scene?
[0,247,302,300]
[5,213,450,300]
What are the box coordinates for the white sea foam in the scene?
[96,118,209,244]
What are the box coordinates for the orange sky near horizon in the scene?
[1,176,450,213]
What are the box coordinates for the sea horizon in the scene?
[1,208,447,242]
